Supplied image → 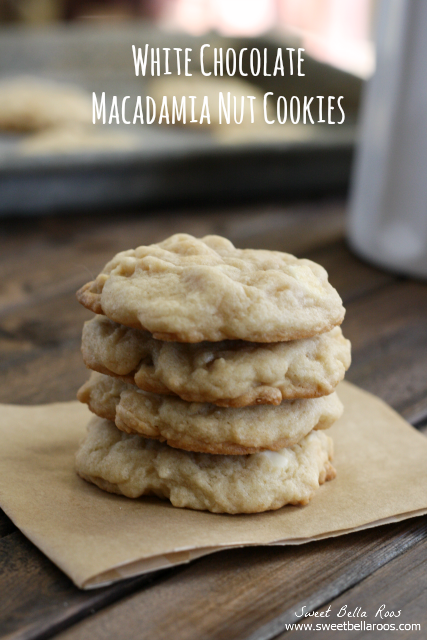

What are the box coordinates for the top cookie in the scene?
[77,234,345,343]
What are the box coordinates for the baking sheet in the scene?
[0,24,360,215]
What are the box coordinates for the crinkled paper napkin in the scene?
[1,381,427,589]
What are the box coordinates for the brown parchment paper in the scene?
[1,381,427,590]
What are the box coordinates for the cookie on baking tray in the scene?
[82,315,351,406]
[76,234,345,343]
[75,416,336,514]
[77,372,343,455]
[0,77,92,132]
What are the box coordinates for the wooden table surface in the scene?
[1,199,426,640]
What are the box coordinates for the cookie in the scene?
[0,77,92,132]
[75,417,336,513]
[82,316,351,406]
[77,372,343,455]
[76,234,345,342]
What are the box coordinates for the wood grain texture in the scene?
[343,281,427,423]
[0,532,170,640]
[0,200,344,318]
[305,239,393,305]
[0,511,15,538]
[283,528,427,639]
[52,518,427,640]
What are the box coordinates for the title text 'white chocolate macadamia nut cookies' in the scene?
[81,315,351,406]
[77,234,345,343]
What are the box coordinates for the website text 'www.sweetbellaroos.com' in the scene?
[283,604,421,633]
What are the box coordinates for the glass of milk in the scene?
[348,0,427,279]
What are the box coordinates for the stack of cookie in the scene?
[75,234,351,514]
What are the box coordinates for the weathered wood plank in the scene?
[0,511,15,538]
[343,281,427,422]
[0,206,389,326]
[0,201,345,316]
[225,201,346,255]
[343,280,427,353]
[419,420,427,435]
[0,209,228,315]
[0,292,91,404]
[0,532,170,640]
[0,341,87,405]
[51,518,427,640]
[0,289,91,348]
[304,239,393,305]
[283,533,427,639]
